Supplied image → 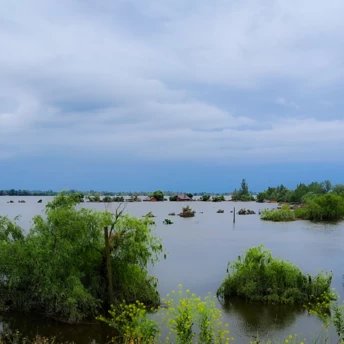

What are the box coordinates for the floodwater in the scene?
[0,196,343,343]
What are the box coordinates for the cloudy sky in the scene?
[1,0,344,192]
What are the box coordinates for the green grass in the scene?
[260,205,295,222]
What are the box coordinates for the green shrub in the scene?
[260,205,295,222]
[294,207,309,219]
[217,245,335,306]
[293,193,344,222]
[98,286,232,344]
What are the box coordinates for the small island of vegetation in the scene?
[217,245,335,305]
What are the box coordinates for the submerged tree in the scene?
[0,192,164,322]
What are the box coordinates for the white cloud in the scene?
[275,97,299,109]
[1,0,344,165]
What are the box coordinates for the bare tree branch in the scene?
[109,202,127,236]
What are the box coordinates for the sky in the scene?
[1,0,344,192]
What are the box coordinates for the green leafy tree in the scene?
[0,192,164,322]
[200,195,211,201]
[169,195,178,201]
[231,179,254,201]
[212,195,225,202]
[152,190,164,202]
[333,184,344,194]
[256,192,267,203]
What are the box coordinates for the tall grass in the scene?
[217,245,335,305]
[260,205,295,222]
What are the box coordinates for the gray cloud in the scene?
[1,0,344,164]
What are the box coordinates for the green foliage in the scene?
[231,179,255,201]
[179,206,196,218]
[0,193,163,322]
[152,190,164,202]
[293,207,309,219]
[163,219,174,225]
[260,205,295,222]
[258,180,334,204]
[200,195,211,202]
[295,193,344,221]
[170,195,178,202]
[98,300,159,344]
[103,195,113,202]
[309,297,344,342]
[98,287,232,344]
[256,192,267,203]
[186,193,193,199]
[87,193,101,202]
[217,245,335,306]
[333,184,344,194]
[212,195,225,202]
[162,287,232,344]
[113,196,125,202]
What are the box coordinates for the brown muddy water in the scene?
[0,196,343,343]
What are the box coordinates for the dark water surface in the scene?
[1,197,343,343]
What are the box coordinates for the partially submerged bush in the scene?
[217,245,335,306]
[217,209,224,213]
[238,208,255,215]
[260,205,295,222]
[143,211,155,218]
[297,193,344,222]
[179,205,196,218]
[163,219,173,225]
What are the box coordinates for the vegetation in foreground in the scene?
[2,290,343,344]
[0,192,164,322]
[217,245,335,305]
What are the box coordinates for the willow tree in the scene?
[0,192,164,322]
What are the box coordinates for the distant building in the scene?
[176,194,192,201]
[143,196,152,202]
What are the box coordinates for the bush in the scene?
[294,206,309,219]
[200,195,211,202]
[292,193,344,222]
[217,245,335,306]
[260,205,295,222]
[213,195,225,202]
[99,286,232,344]
[179,206,196,218]
[306,193,344,221]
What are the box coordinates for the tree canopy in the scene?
[0,192,164,322]
[231,179,255,201]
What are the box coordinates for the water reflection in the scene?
[0,311,114,344]
[222,298,306,337]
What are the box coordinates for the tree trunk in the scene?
[104,226,114,306]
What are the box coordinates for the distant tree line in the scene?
[256,180,344,203]
[0,189,230,197]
